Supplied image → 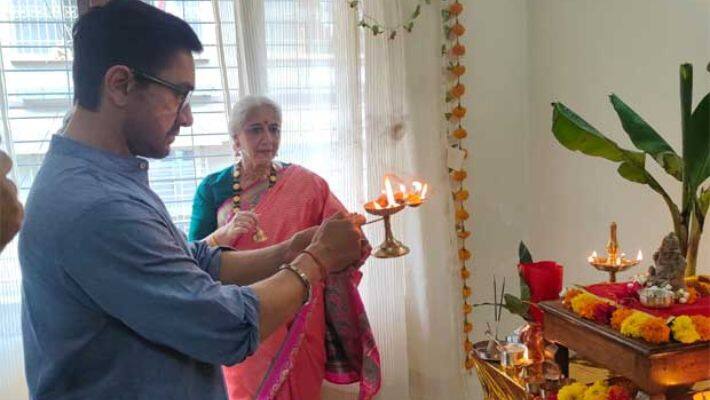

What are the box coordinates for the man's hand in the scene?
[283,226,318,263]
[0,150,22,252]
[306,212,362,274]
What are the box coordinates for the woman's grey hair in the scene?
[228,95,282,138]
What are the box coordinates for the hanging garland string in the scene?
[442,0,472,371]
[347,0,433,39]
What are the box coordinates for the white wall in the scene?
[465,0,532,398]
[528,0,710,285]
[465,0,709,396]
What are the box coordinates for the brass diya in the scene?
[362,176,428,259]
[364,200,409,258]
[587,222,642,282]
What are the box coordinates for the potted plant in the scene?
[551,63,709,276]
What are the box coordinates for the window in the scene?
[0,2,347,398]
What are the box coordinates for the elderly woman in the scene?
[189,96,380,400]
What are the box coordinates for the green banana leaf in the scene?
[700,187,710,217]
[610,94,683,181]
[687,93,710,190]
[552,102,647,184]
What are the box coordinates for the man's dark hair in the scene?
[72,0,203,110]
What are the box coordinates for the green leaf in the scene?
[519,275,531,303]
[610,94,683,181]
[699,187,710,217]
[389,31,397,40]
[411,4,421,19]
[445,112,452,120]
[618,159,648,184]
[441,9,451,21]
[404,21,414,32]
[504,294,529,318]
[552,102,658,188]
[687,93,710,189]
[518,241,533,264]
[551,102,625,162]
[349,0,359,8]
[371,25,382,35]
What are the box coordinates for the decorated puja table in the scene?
[539,300,710,399]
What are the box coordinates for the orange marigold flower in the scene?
[690,315,710,341]
[464,339,473,352]
[463,302,472,315]
[452,127,468,139]
[455,208,470,221]
[450,83,466,98]
[449,2,463,16]
[452,43,466,56]
[687,287,699,304]
[451,23,466,37]
[639,317,671,344]
[457,230,471,239]
[459,248,472,261]
[578,301,599,320]
[611,308,635,330]
[462,285,472,298]
[451,169,467,181]
[562,288,583,307]
[460,268,470,279]
[453,189,469,201]
[450,64,466,77]
[452,106,467,119]
[464,321,473,333]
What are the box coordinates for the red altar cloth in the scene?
[585,282,710,318]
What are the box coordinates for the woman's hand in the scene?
[209,211,259,247]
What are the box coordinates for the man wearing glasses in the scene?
[18,1,365,399]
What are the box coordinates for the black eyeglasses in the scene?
[131,68,192,113]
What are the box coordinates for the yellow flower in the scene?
[570,293,598,315]
[671,315,701,344]
[558,382,588,400]
[583,380,609,400]
[620,311,652,338]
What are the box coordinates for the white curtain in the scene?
[222,1,468,398]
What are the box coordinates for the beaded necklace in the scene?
[231,160,278,211]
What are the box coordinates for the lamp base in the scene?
[373,239,410,258]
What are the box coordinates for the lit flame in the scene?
[384,177,397,207]
[637,250,643,261]
[588,251,598,263]
[421,183,428,199]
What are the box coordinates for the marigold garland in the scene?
[442,0,472,370]
[563,289,709,345]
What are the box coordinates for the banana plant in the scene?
[551,63,709,276]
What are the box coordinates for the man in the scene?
[18,1,364,399]
[0,144,22,252]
